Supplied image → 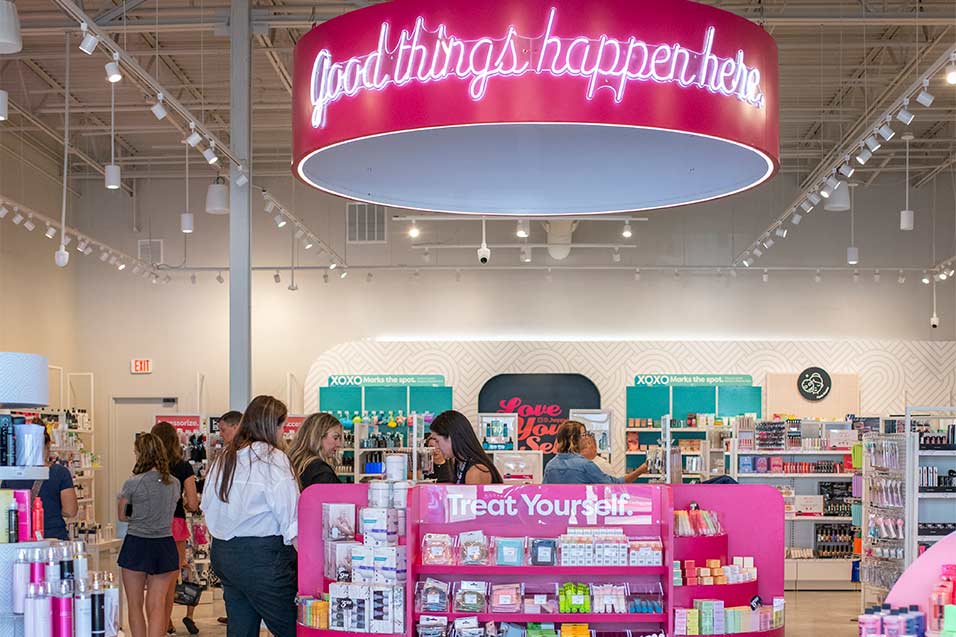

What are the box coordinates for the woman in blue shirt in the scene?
[2,431,78,540]
[543,421,648,484]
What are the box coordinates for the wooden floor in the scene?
[170,590,862,637]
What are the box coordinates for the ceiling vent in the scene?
[137,239,163,265]
[347,202,387,244]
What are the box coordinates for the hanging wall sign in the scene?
[477,373,601,454]
[292,0,779,216]
[634,374,753,387]
[327,374,445,387]
[797,367,832,402]
[155,414,202,433]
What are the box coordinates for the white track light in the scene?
[78,23,98,55]
[408,222,420,238]
[117,261,126,271]
[150,93,167,120]
[202,144,218,165]
[22,216,35,231]
[612,247,621,263]
[274,214,287,228]
[105,163,121,190]
[235,171,249,187]
[922,271,931,285]
[181,212,194,234]
[44,224,56,239]
[520,246,532,263]
[775,227,788,239]
[800,201,813,213]
[216,271,224,284]
[897,100,915,125]
[0,89,7,122]
[186,127,202,147]
[839,162,855,178]
[763,236,774,249]
[273,270,281,284]
[853,270,860,283]
[294,229,305,240]
[947,56,956,85]
[304,237,314,250]
[62,234,72,247]
[264,199,276,214]
[340,269,348,279]
[762,270,769,283]
[105,53,122,83]
[847,245,859,265]
[108,255,117,265]
[752,247,763,257]
[741,258,752,268]
[808,193,822,206]
[916,80,934,107]
[329,263,337,270]
[516,219,529,238]
[898,271,906,284]
[83,245,93,256]
[621,222,633,238]
[878,122,895,141]
[0,205,7,219]
[864,135,881,152]
[99,251,109,262]
[791,212,803,225]
[11,210,22,225]
[814,270,822,284]
[820,184,832,199]
[856,146,873,165]
[634,268,641,281]
[873,270,881,283]
[826,175,841,191]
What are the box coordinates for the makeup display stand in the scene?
[297,483,785,637]
[0,537,49,637]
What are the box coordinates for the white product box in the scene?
[360,507,399,547]
[322,503,356,540]
[793,495,824,515]
[329,583,369,632]
[393,585,405,634]
[351,546,376,583]
[373,546,408,584]
[325,540,361,581]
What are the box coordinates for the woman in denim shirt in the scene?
[543,421,648,484]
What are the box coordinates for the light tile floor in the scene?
[169,590,861,637]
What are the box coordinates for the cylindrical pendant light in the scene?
[205,176,229,215]
[182,138,193,233]
[824,180,851,212]
[105,81,120,189]
[0,88,8,121]
[0,0,23,54]
[900,132,914,231]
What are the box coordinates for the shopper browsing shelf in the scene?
[287,412,345,488]
[2,430,78,540]
[543,421,648,484]
[202,396,299,637]
[117,432,182,637]
[428,410,503,485]
[151,421,201,635]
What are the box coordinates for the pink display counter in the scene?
[297,483,785,637]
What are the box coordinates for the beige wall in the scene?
[766,373,861,420]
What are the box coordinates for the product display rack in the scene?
[860,431,910,609]
[903,406,956,561]
[296,483,786,637]
[350,413,432,483]
[731,419,860,591]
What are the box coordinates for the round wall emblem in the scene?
[798,367,832,401]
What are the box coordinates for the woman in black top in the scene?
[287,413,345,488]
[152,421,200,635]
[429,411,503,485]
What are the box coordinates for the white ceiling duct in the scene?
[544,220,577,260]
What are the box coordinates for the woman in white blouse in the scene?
[202,396,299,637]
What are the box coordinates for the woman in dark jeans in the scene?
[201,396,299,637]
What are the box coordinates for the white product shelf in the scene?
[740,450,851,456]
[0,466,49,480]
[785,516,853,523]
[918,492,956,499]
[738,473,853,479]
[626,428,661,433]
[918,450,956,456]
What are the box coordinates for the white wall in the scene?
[0,139,79,399]
[69,171,956,424]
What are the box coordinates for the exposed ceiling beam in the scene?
[93,0,150,25]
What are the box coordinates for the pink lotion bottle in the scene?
[858,609,882,636]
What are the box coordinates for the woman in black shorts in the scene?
[117,432,181,637]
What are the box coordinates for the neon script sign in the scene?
[310,7,767,128]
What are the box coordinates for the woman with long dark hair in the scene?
[201,396,299,637]
[117,432,181,637]
[151,421,201,635]
[428,410,503,485]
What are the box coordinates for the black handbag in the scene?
[174,581,204,607]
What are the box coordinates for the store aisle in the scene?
[170,591,861,637]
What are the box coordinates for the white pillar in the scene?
[229,0,252,409]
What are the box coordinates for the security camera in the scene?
[931,313,940,329]
[477,243,491,264]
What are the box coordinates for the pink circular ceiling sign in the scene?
[293,0,779,215]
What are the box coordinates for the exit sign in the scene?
[130,359,153,374]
